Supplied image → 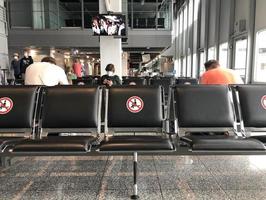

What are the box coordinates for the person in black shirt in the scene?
[101,63,121,87]
[20,48,33,78]
[10,53,21,79]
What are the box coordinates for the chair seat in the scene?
[0,137,28,150]
[180,135,265,151]
[250,136,266,144]
[11,136,95,152]
[99,136,174,152]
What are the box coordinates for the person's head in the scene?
[13,53,19,60]
[105,63,115,76]
[41,56,56,65]
[74,58,80,64]
[23,48,30,58]
[204,60,220,71]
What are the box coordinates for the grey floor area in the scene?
[1,155,266,200]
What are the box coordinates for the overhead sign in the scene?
[0,97,13,115]
[126,96,144,113]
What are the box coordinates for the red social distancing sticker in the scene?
[0,97,14,115]
[261,95,266,110]
[126,96,144,113]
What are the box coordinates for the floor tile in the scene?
[225,190,266,200]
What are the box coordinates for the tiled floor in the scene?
[1,155,266,199]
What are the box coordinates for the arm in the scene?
[114,75,122,85]
[29,56,34,65]
[199,74,207,84]
[58,70,69,85]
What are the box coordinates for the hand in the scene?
[107,80,113,86]
[103,79,108,84]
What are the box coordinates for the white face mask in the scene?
[14,56,18,60]
[107,71,114,76]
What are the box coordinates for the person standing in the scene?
[200,60,243,85]
[72,58,82,78]
[20,48,33,79]
[10,53,21,79]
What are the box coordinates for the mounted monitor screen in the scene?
[92,15,126,36]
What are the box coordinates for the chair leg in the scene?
[0,156,11,168]
[131,152,139,199]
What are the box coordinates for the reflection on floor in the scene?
[1,155,266,200]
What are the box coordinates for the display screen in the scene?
[92,15,126,36]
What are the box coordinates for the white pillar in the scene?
[99,0,123,77]
[0,0,9,70]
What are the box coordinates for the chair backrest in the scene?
[107,86,163,129]
[123,78,147,86]
[236,85,266,128]
[150,77,174,96]
[40,86,101,131]
[176,78,198,85]
[0,86,38,132]
[72,78,94,86]
[173,85,235,128]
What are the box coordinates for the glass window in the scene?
[199,51,205,76]
[193,0,200,23]
[183,6,187,31]
[132,0,156,29]
[234,38,247,80]
[84,0,99,29]
[188,0,193,27]
[157,0,171,29]
[9,0,32,28]
[181,57,186,77]
[128,0,133,28]
[187,54,192,77]
[182,7,187,73]
[59,0,82,28]
[192,53,197,78]
[32,0,59,29]
[208,47,216,60]
[219,43,228,68]
[32,0,45,29]
[178,11,183,70]
[254,30,266,82]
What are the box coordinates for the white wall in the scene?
[234,0,250,34]
[0,0,9,69]
[255,0,266,32]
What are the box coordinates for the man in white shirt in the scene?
[25,57,69,86]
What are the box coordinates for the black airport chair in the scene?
[176,77,198,85]
[172,85,265,151]
[8,86,102,154]
[0,86,39,151]
[0,86,39,166]
[72,77,94,86]
[150,77,175,97]
[98,86,174,199]
[235,85,266,144]
[123,77,147,86]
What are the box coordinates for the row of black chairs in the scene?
[0,84,266,198]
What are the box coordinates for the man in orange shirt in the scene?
[200,60,243,85]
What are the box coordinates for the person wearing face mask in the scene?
[11,53,21,80]
[101,63,121,87]
[20,48,34,79]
